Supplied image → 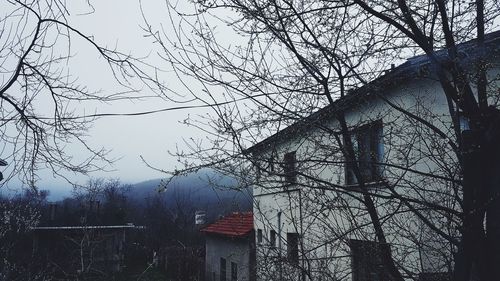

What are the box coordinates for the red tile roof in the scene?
[201,212,253,237]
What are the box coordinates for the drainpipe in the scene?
[299,189,305,281]
[278,210,282,281]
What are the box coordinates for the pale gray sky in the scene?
[0,0,232,199]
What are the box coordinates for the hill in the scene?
[129,169,252,222]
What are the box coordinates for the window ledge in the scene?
[344,179,388,189]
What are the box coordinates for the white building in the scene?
[202,212,256,281]
[245,32,500,281]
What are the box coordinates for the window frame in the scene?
[349,239,389,281]
[254,161,261,182]
[220,257,227,281]
[283,151,297,185]
[269,152,276,173]
[286,232,300,265]
[257,229,263,244]
[231,262,238,281]
[345,120,384,185]
[269,229,277,248]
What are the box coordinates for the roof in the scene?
[32,224,145,230]
[244,30,500,155]
[201,212,253,238]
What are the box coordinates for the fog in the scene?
[0,0,231,199]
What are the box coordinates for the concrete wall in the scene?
[252,60,500,280]
[205,235,254,281]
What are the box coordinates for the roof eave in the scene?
[243,31,500,155]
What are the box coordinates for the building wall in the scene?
[33,228,129,277]
[205,235,254,281]
[252,60,500,280]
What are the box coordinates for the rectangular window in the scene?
[270,230,276,248]
[257,229,263,244]
[231,262,238,281]
[346,121,383,185]
[287,232,299,264]
[255,163,261,182]
[350,239,389,281]
[220,258,226,281]
[283,151,297,185]
[459,115,470,132]
[269,153,275,172]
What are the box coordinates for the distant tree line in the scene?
[0,178,207,281]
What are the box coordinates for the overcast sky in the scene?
[1,0,230,199]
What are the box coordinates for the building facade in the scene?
[32,224,144,278]
[246,33,500,281]
[202,212,256,281]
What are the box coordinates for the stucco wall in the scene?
[252,59,500,280]
[205,235,254,281]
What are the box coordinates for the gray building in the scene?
[202,212,255,281]
[32,224,144,278]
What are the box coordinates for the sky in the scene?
[0,0,231,200]
[1,1,499,200]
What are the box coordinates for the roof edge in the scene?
[243,31,500,155]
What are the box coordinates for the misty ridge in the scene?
[128,169,252,222]
[36,169,252,227]
[132,170,251,209]
[0,169,252,280]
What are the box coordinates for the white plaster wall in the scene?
[252,60,500,281]
[205,235,253,281]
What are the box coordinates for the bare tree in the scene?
[0,0,158,187]
[32,178,138,280]
[0,190,47,280]
[141,1,499,281]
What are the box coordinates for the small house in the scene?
[202,212,256,281]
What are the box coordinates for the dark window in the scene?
[269,153,275,172]
[220,258,226,281]
[346,121,383,185]
[287,232,300,264]
[283,151,297,185]
[231,262,238,281]
[350,239,389,281]
[255,163,261,181]
[257,229,263,244]
[270,230,276,247]
[459,115,470,132]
